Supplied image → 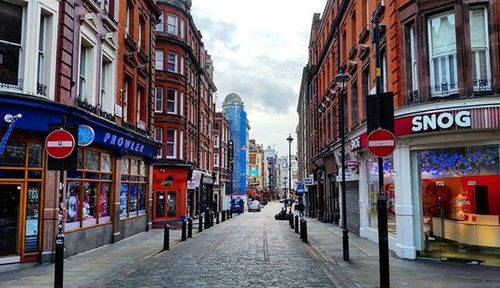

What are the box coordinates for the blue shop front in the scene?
[0,94,159,263]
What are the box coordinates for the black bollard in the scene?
[181,219,187,241]
[211,212,214,227]
[229,209,232,219]
[188,218,193,238]
[204,209,210,229]
[54,233,64,288]
[163,224,171,250]
[295,215,299,234]
[198,215,203,232]
[289,214,294,229]
[301,220,308,243]
[222,210,226,222]
[216,211,220,224]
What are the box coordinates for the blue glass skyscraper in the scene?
[223,93,248,196]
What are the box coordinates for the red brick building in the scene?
[153,0,216,224]
[299,0,500,264]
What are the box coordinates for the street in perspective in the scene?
[1,202,499,287]
[1,0,500,287]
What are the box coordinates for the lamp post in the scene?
[228,140,234,211]
[373,6,390,287]
[287,134,293,205]
[334,67,350,261]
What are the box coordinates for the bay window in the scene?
[167,52,178,72]
[428,13,458,96]
[155,127,163,157]
[167,89,177,114]
[156,13,164,32]
[155,87,163,112]
[469,7,491,91]
[166,129,177,158]
[37,14,47,96]
[167,14,178,35]
[155,50,163,70]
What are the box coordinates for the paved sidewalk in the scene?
[0,227,184,288]
[299,214,500,288]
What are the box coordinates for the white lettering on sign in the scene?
[350,136,361,151]
[412,111,471,132]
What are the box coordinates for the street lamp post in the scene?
[373,6,390,287]
[283,176,287,200]
[287,134,293,209]
[228,140,234,211]
[334,67,350,261]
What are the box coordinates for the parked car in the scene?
[248,200,261,212]
[231,198,245,213]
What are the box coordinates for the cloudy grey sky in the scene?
[191,0,326,156]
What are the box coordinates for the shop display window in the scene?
[167,191,176,217]
[120,158,148,218]
[418,144,500,264]
[0,141,43,254]
[65,149,113,230]
[366,157,396,235]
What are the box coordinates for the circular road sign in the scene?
[366,128,396,157]
[45,129,76,159]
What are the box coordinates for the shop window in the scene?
[428,12,458,97]
[366,157,396,235]
[417,145,500,262]
[65,149,113,230]
[25,182,41,253]
[167,192,176,217]
[120,157,148,218]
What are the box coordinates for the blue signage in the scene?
[78,125,95,147]
[296,183,305,194]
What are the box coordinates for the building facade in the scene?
[214,112,230,211]
[299,0,500,265]
[222,93,248,206]
[0,0,160,264]
[153,0,216,224]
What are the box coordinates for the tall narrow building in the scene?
[222,93,248,206]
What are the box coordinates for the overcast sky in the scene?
[191,0,326,156]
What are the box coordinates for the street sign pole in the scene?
[45,127,76,288]
[373,7,390,287]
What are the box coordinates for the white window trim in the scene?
[410,24,418,93]
[156,50,164,70]
[214,154,219,167]
[155,127,163,157]
[427,12,458,97]
[469,7,491,91]
[78,24,97,104]
[167,89,177,114]
[167,14,178,35]
[167,52,178,73]
[166,129,177,159]
[180,130,184,160]
[155,87,163,112]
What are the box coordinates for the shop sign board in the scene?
[45,129,75,159]
[304,177,314,186]
[345,160,360,168]
[367,129,396,157]
[411,111,471,132]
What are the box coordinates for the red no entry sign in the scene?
[367,129,396,157]
[45,129,75,159]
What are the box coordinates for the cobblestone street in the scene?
[93,204,337,288]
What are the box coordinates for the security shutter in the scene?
[345,181,360,235]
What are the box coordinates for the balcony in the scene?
[0,78,23,90]
[77,98,96,113]
[37,83,47,96]
[407,90,419,104]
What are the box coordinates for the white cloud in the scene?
[191,0,326,155]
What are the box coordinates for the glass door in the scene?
[154,191,166,220]
[0,184,21,257]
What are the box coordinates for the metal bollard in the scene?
[204,209,210,229]
[211,212,214,227]
[289,214,294,229]
[54,233,64,288]
[229,209,232,219]
[198,215,203,232]
[188,218,193,238]
[163,224,171,250]
[216,211,220,224]
[295,215,299,234]
[181,219,187,241]
[222,210,226,222]
[301,220,308,243]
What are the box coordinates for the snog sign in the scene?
[411,111,471,132]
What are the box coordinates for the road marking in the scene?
[263,223,270,262]
[197,232,231,263]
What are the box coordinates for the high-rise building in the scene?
[222,93,248,205]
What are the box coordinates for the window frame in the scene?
[155,49,164,70]
[155,87,163,112]
[469,7,491,92]
[167,14,178,35]
[167,52,178,73]
[166,129,177,159]
[167,89,177,114]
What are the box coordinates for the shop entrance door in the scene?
[0,184,21,260]
[154,190,179,221]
